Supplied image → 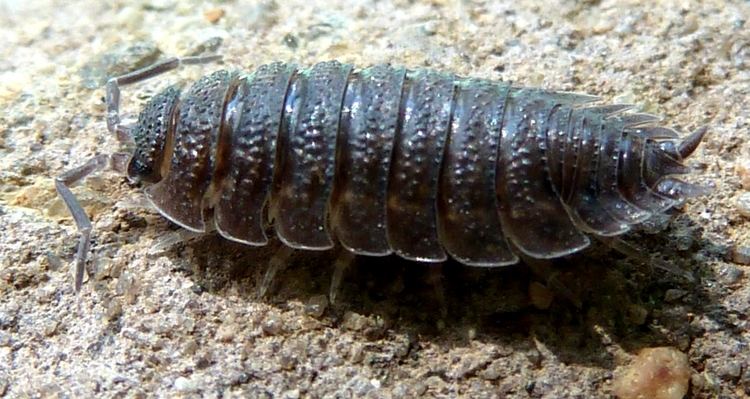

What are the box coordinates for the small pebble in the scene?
[282,389,300,399]
[612,347,690,399]
[717,263,744,284]
[182,340,198,356]
[228,371,251,386]
[627,304,649,326]
[195,354,212,369]
[282,33,299,49]
[42,320,58,337]
[173,376,198,392]
[279,350,299,371]
[735,159,750,190]
[342,311,368,331]
[34,286,56,304]
[304,295,328,318]
[151,339,167,351]
[44,253,63,271]
[216,323,237,342]
[349,342,365,363]
[736,192,750,218]
[673,233,694,251]
[188,37,223,56]
[528,282,554,310]
[204,8,225,23]
[479,359,506,381]
[142,0,175,11]
[262,314,283,335]
[690,373,707,391]
[0,331,11,347]
[731,246,750,265]
[664,289,687,302]
[105,300,123,321]
[713,359,742,380]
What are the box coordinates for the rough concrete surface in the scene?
[0,0,748,397]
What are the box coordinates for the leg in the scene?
[147,229,204,256]
[55,154,110,291]
[105,54,222,138]
[258,245,294,299]
[600,237,695,282]
[110,152,132,174]
[329,250,355,305]
[523,257,582,309]
[426,263,448,320]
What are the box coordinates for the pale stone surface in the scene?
[1,0,749,397]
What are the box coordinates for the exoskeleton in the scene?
[56,55,707,292]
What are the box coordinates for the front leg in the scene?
[54,154,109,291]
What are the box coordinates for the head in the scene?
[123,85,182,183]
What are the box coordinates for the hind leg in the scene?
[597,236,695,282]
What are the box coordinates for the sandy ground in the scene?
[0,0,749,397]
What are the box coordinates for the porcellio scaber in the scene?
[55,55,708,291]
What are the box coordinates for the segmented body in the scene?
[127,60,703,266]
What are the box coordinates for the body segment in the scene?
[386,69,455,262]
[215,62,295,245]
[270,61,353,250]
[437,78,516,266]
[330,64,406,256]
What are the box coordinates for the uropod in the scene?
[55,55,708,294]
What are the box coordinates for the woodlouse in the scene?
[56,55,708,292]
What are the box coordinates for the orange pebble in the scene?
[612,347,690,399]
[204,8,225,23]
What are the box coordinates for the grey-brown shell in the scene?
[128,61,705,266]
